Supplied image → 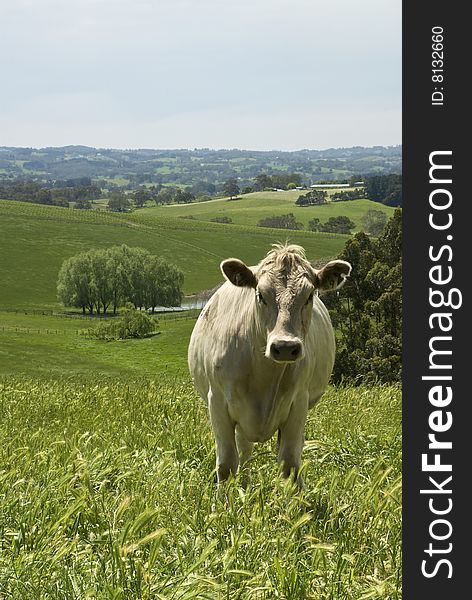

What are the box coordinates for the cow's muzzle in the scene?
[268,338,303,363]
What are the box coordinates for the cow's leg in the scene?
[235,425,253,488]
[208,389,238,485]
[277,397,308,490]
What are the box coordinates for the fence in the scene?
[1,311,200,337]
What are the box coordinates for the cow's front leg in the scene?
[236,425,253,488]
[208,389,238,484]
[277,396,308,490]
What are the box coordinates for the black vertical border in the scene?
[403,2,468,597]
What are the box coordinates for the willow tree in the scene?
[57,245,184,314]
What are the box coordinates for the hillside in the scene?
[0,145,402,189]
[142,190,395,230]
[0,200,347,310]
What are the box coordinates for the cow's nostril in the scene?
[270,340,302,361]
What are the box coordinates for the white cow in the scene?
[188,244,351,488]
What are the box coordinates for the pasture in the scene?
[0,377,401,599]
[0,201,346,310]
[0,311,194,379]
[0,196,401,598]
[141,191,395,231]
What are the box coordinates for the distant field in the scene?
[0,200,347,309]
[141,190,395,230]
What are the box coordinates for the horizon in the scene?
[1,143,402,153]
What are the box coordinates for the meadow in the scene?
[0,201,346,309]
[0,376,401,599]
[141,191,395,231]
[0,311,194,379]
[0,197,401,598]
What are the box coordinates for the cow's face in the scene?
[255,270,314,362]
[221,253,351,364]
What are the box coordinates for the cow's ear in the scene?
[314,260,352,291]
[221,259,257,288]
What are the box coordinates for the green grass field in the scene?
[0,200,347,309]
[0,195,401,598]
[141,191,395,231]
[0,311,195,379]
[0,376,401,599]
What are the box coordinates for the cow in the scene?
[188,244,351,489]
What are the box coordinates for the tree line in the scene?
[364,174,402,206]
[1,172,401,212]
[57,245,184,314]
[256,209,388,235]
[323,209,402,383]
[257,213,357,234]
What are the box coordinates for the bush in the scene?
[86,306,157,341]
[211,216,233,224]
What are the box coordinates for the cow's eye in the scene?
[306,292,314,305]
[256,290,266,305]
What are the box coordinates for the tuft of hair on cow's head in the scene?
[312,260,352,291]
[221,258,257,288]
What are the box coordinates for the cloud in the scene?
[0,0,401,149]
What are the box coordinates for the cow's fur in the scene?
[188,244,351,487]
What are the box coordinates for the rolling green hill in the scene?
[141,190,395,230]
[0,200,347,310]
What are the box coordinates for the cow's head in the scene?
[221,245,351,364]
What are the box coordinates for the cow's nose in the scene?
[270,340,302,362]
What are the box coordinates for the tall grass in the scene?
[0,377,401,599]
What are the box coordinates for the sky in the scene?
[0,0,401,151]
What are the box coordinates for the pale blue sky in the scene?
[1,0,401,150]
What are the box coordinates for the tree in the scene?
[143,257,184,312]
[320,216,355,234]
[74,198,92,209]
[323,209,402,384]
[364,174,402,206]
[331,189,365,202]
[295,190,327,206]
[57,252,98,314]
[254,174,272,191]
[57,246,184,314]
[107,193,131,212]
[155,187,176,205]
[174,189,195,204]
[133,188,152,208]
[223,179,240,200]
[191,180,216,196]
[362,210,387,236]
[308,217,321,232]
[257,213,303,230]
